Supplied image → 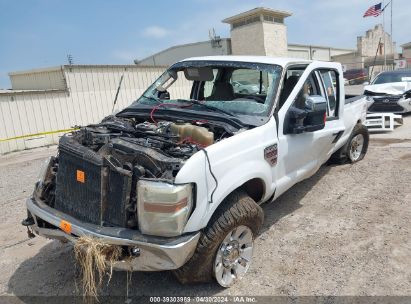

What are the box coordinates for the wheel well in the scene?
[239,178,265,203]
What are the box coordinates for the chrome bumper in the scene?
[26,197,200,271]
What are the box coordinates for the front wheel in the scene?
[173,190,264,287]
[214,225,254,287]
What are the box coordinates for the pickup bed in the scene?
[23,56,369,287]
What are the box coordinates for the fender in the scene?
[176,117,278,232]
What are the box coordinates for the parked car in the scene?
[23,56,369,287]
[232,80,266,94]
[364,70,411,113]
[344,68,368,85]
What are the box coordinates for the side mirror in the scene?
[363,81,370,85]
[285,95,327,134]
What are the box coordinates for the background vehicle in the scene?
[23,56,369,288]
[364,70,411,113]
[371,70,411,85]
[344,68,368,85]
[232,80,266,94]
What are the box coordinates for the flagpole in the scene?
[383,0,387,68]
[391,0,393,64]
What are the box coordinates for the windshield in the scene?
[373,72,411,84]
[137,61,282,118]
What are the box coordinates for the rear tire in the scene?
[173,190,264,287]
[346,124,369,163]
[330,124,369,164]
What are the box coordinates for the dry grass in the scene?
[74,236,122,300]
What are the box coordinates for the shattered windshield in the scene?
[137,61,282,118]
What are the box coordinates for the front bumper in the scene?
[26,197,200,271]
[367,97,411,113]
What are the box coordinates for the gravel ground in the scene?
[0,117,411,300]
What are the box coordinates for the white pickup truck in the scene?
[23,56,369,287]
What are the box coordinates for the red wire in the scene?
[179,136,208,148]
[192,119,209,124]
[150,102,192,125]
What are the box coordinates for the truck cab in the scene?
[24,56,369,288]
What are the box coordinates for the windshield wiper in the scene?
[176,99,237,118]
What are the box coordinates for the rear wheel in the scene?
[173,190,264,287]
[346,124,369,163]
[329,124,369,164]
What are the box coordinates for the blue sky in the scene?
[0,0,410,88]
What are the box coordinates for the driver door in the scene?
[274,67,344,196]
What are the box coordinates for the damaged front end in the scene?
[24,114,233,270]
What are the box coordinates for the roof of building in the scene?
[135,39,231,65]
[401,42,411,49]
[288,43,355,52]
[0,89,67,95]
[222,7,292,24]
[181,55,312,67]
[8,64,167,76]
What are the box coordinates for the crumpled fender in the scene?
[175,118,278,233]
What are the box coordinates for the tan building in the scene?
[331,24,397,76]
[401,42,411,60]
[222,7,291,57]
[137,7,354,66]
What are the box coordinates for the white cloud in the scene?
[141,26,169,39]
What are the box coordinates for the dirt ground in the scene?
[0,116,410,301]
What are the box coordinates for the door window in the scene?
[292,73,322,110]
[318,70,339,118]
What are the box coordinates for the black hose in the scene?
[201,149,218,204]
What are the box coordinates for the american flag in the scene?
[363,3,383,17]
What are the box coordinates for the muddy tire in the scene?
[330,124,369,164]
[173,190,264,287]
[346,124,369,163]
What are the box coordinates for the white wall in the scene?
[0,65,177,154]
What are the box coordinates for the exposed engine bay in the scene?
[71,115,233,179]
[36,115,238,229]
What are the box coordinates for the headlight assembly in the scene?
[37,157,53,187]
[137,180,194,237]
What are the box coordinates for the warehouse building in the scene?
[136,7,355,66]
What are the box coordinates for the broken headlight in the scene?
[37,157,53,187]
[137,180,193,237]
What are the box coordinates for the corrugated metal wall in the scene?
[0,65,191,154]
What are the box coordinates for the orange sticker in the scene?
[76,170,85,183]
[60,220,72,234]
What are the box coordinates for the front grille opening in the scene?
[36,217,58,230]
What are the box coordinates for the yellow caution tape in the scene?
[0,128,79,143]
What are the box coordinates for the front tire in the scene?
[173,190,264,287]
